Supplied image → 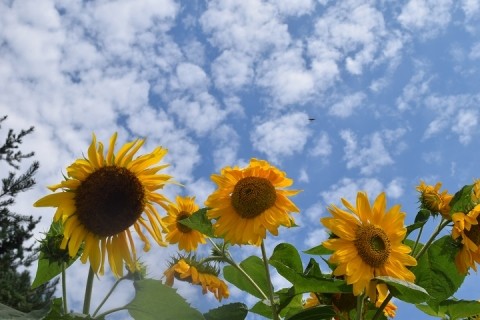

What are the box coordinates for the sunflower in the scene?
[376,284,397,318]
[452,204,480,274]
[205,158,300,245]
[34,133,172,277]
[162,196,206,251]
[164,258,229,302]
[416,181,453,219]
[321,191,417,297]
[303,293,321,309]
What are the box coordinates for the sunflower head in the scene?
[164,255,229,301]
[162,196,206,251]
[34,133,173,277]
[416,181,453,220]
[205,158,300,245]
[321,191,417,296]
[452,205,480,274]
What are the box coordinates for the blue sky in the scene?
[1,0,480,319]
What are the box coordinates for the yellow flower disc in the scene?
[354,225,391,268]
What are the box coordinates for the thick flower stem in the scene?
[414,218,450,260]
[207,238,270,302]
[261,241,279,320]
[83,267,95,315]
[372,294,392,320]
[61,262,68,314]
[92,276,126,317]
[355,294,365,320]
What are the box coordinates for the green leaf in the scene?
[285,306,336,320]
[223,256,269,299]
[411,236,465,304]
[303,244,333,256]
[31,254,75,289]
[406,209,430,237]
[126,279,204,320]
[269,252,350,294]
[416,300,480,319]
[270,243,303,274]
[450,184,475,213]
[375,276,429,304]
[179,208,215,238]
[203,303,248,320]
[303,258,322,277]
[250,300,272,319]
[0,302,30,319]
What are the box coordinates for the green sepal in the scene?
[406,209,430,237]
[178,208,216,238]
[375,276,429,303]
[126,279,204,320]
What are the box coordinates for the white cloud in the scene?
[309,131,332,157]
[321,177,385,207]
[251,112,312,162]
[211,50,253,92]
[397,0,453,38]
[309,2,388,76]
[169,93,227,137]
[304,228,329,248]
[257,46,315,107]
[396,66,433,111]
[304,202,324,223]
[174,62,209,92]
[452,109,479,144]
[469,42,480,60]
[423,94,480,144]
[386,179,405,199]
[329,92,366,118]
[340,130,394,175]
[271,0,316,16]
[212,124,241,170]
[298,168,310,183]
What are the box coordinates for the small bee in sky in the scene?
[308,118,315,121]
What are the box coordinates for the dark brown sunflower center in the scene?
[176,212,192,233]
[230,176,276,219]
[354,225,391,268]
[464,221,480,246]
[75,166,145,237]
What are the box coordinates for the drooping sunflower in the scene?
[34,133,172,277]
[205,158,300,245]
[416,181,453,220]
[164,257,229,302]
[162,196,206,251]
[321,191,417,297]
[452,204,480,274]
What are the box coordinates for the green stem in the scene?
[261,241,279,320]
[372,294,392,320]
[355,294,365,320]
[412,224,424,256]
[92,277,126,317]
[83,267,95,315]
[414,219,450,260]
[208,238,270,302]
[61,262,68,314]
[93,306,127,319]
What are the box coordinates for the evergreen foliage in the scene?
[0,115,57,312]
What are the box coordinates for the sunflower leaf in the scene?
[270,243,303,273]
[223,256,270,299]
[410,236,465,305]
[375,276,429,303]
[179,207,216,238]
[126,279,204,320]
[417,299,480,319]
[203,302,248,320]
[303,244,333,256]
[450,184,476,213]
[284,306,336,320]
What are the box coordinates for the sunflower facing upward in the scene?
[205,158,300,245]
[162,196,206,251]
[34,133,172,277]
[321,191,417,297]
